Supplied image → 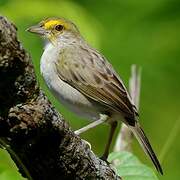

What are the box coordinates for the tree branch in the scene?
[0,16,120,180]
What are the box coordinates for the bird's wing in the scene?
[56,45,137,118]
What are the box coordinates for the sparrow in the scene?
[27,17,163,174]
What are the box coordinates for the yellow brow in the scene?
[44,20,60,29]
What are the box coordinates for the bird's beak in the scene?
[26,25,46,36]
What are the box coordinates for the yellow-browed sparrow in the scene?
[27,17,163,174]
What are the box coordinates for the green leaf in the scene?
[0,149,25,180]
[0,170,24,180]
[108,151,158,180]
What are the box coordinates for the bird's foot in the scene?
[100,155,110,165]
[81,139,91,150]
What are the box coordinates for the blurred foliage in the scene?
[0,0,180,179]
[108,151,158,180]
[0,149,24,180]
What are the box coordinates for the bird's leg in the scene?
[74,114,108,135]
[101,121,117,161]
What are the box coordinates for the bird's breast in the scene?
[40,43,100,121]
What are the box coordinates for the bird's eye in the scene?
[55,24,63,31]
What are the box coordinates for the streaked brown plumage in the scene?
[27,17,163,174]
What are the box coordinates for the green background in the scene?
[0,0,180,179]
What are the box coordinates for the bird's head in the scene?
[27,17,80,43]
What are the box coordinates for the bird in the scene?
[27,17,163,174]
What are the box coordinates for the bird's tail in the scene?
[129,122,163,175]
